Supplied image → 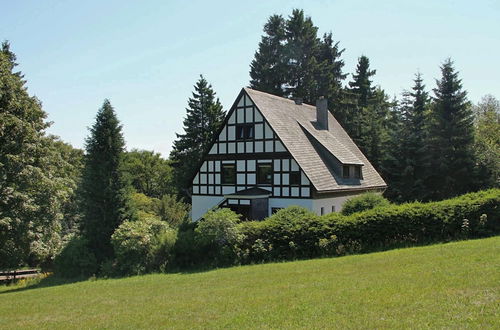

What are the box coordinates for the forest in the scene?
[1,9,498,275]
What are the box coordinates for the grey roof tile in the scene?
[244,88,387,192]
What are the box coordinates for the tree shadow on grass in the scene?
[0,274,89,295]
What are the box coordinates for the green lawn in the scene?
[1,237,499,329]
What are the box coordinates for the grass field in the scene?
[1,237,499,329]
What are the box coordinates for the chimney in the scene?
[316,96,328,130]
[293,97,303,105]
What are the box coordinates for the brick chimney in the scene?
[316,96,328,130]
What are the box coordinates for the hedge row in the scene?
[235,189,500,264]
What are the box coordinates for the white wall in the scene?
[312,193,361,216]
[268,198,313,215]
[192,195,225,221]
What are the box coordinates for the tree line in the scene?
[1,9,499,272]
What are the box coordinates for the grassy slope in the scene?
[1,237,499,329]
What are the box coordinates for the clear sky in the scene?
[2,0,499,156]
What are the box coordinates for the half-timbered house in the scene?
[191,88,387,221]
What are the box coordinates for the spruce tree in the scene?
[383,74,429,202]
[249,10,347,107]
[249,15,286,96]
[348,55,377,108]
[424,59,474,200]
[81,100,132,263]
[170,75,225,196]
[283,9,321,104]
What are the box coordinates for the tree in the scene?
[170,75,225,196]
[0,42,74,268]
[81,100,132,263]
[472,95,500,188]
[424,59,475,200]
[123,149,175,198]
[345,55,378,143]
[249,9,347,107]
[383,73,429,202]
[249,14,287,96]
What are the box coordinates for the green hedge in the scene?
[236,189,500,264]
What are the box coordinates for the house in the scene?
[191,88,387,221]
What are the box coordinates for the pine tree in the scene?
[170,75,225,196]
[283,9,321,104]
[348,55,377,108]
[383,74,429,202]
[81,100,132,263]
[249,15,286,96]
[424,59,474,200]
[249,10,347,107]
[317,32,347,116]
[0,42,71,268]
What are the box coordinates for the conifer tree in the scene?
[249,9,347,107]
[383,73,429,202]
[424,59,474,200]
[283,9,321,104]
[81,100,132,263]
[170,75,225,196]
[249,15,286,96]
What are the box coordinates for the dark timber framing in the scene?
[192,89,313,199]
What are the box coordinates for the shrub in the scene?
[341,192,391,215]
[235,189,500,264]
[194,208,242,266]
[157,194,190,228]
[111,216,177,275]
[54,236,98,278]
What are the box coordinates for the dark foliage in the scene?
[80,100,133,264]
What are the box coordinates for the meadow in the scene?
[1,236,499,329]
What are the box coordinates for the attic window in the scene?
[354,166,362,179]
[342,165,350,179]
[236,124,254,140]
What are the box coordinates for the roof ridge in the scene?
[244,87,316,109]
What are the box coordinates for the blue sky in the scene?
[2,0,499,156]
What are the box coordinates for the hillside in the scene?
[1,237,499,329]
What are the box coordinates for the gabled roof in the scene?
[244,88,387,192]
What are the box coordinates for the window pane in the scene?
[342,165,350,179]
[290,171,301,185]
[257,164,272,184]
[355,166,362,179]
[222,164,236,184]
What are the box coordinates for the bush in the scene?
[54,236,98,278]
[111,216,177,275]
[157,194,190,228]
[194,208,242,266]
[236,189,500,264]
[341,192,391,215]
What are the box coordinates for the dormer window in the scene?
[236,124,254,140]
[342,165,362,179]
[354,166,362,179]
[342,165,350,179]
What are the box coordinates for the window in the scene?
[236,124,254,140]
[342,165,350,179]
[290,171,301,186]
[221,164,236,184]
[354,166,362,179]
[257,164,272,184]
